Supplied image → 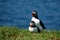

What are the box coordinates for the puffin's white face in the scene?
[32,11,38,19]
[30,22,32,26]
[30,22,34,27]
[32,12,36,15]
[32,12,36,14]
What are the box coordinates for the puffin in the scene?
[29,10,45,33]
[29,21,40,33]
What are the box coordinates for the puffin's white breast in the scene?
[31,17,43,30]
[29,27,38,33]
[31,17,40,24]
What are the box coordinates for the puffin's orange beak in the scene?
[32,12,36,17]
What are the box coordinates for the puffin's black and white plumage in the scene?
[29,10,45,33]
[29,21,40,33]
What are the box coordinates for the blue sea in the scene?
[0,0,60,30]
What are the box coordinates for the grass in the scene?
[0,26,60,40]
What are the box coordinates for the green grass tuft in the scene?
[0,26,60,40]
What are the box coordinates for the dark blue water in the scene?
[0,0,60,30]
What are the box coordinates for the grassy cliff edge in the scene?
[0,26,60,40]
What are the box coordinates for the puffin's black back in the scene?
[40,20,45,29]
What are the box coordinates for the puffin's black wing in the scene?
[40,20,45,29]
